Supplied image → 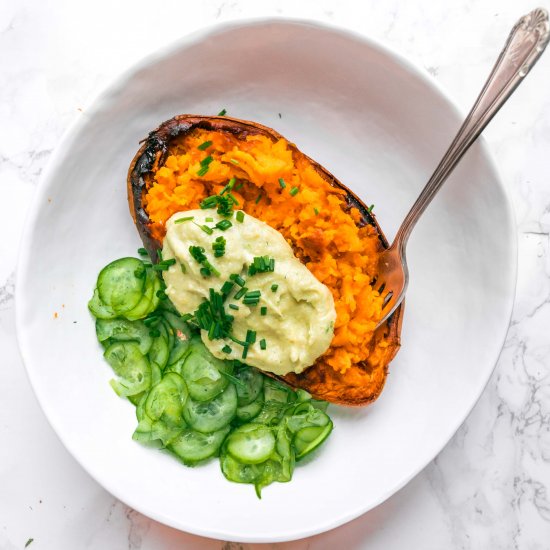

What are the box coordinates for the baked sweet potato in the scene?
[127,115,403,405]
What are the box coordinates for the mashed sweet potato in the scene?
[143,128,387,377]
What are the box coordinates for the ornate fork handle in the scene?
[393,8,550,252]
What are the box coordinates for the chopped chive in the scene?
[193,221,214,235]
[218,108,227,116]
[242,345,249,359]
[227,193,239,205]
[220,177,236,195]
[248,256,275,276]
[175,216,195,224]
[314,207,319,215]
[180,262,187,273]
[152,264,169,272]
[205,217,214,222]
[200,267,211,277]
[189,245,207,264]
[246,329,256,344]
[368,204,375,213]
[200,196,218,209]
[156,289,168,300]
[197,165,209,177]
[229,304,239,310]
[222,345,232,354]
[220,280,234,295]
[230,274,246,287]
[198,140,213,150]
[203,260,220,277]
[234,286,248,300]
[234,182,243,190]
[278,178,286,189]
[230,158,239,165]
[270,283,279,292]
[289,186,299,196]
[229,334,247,347]
[260,338,267,350]
[260,306,267,316]
[236,210,244,223]
[157,249,163,262]
[216,219,233,231]
[201,155,213,166]
[180,313,193,322]
[255,193,263,204]
[137,247,148,256]
[221,370,246,387]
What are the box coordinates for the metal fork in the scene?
[376,8,550,328]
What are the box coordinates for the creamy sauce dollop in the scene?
[162,209,336,375]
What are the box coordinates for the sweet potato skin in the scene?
[127,115,403,406]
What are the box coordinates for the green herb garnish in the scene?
[245,329,256,344]
[212,236,226,258]
[248,256,275,276]
[314,207,319,215]
[198,140,213,150]
[234,286,248,300]
[243,290,261,305]
[218,108,227,116]
[236,211,244,223]
[255,193,263,204]
[260,306,267,316]
[289,186,299,196]
[368,204,375,213]
[278,178,286,189]
[271,283,279,292]
[175,216,195,224]
[230,274,245,287]
[216,219,233,231]
[260,338,267,350]
[137,247,148,256]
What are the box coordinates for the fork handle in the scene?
[393,8,549,251]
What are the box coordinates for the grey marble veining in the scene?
[1,0,550,548]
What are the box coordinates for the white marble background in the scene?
[1,0,550,548]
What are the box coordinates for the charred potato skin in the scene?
[127,115,403,406]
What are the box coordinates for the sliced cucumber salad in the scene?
[89,256,333,496]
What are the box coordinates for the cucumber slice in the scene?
[168,426,230,465]
[162,310,192,340]
[234,365,264,406]
[95,318,153,355]
[129,362,162,405]
[294,422,333,461]
[88,288,117,319]
[148,333,170,370]
[226,423,276,464]
[220,451,265,484]
[144,372,188,427]
[97,257,146,314]
[285,403,330,434]
[254,400,288,426]
[263,378,295,405]
[182,345,232,401]
[183,384,237,433]
[104,341,151,397]
[133,416,182,447]
[124,268,157,320]
[235,393,264,423]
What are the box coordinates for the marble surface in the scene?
[1,0,549,548]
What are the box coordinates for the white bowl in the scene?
[16,18,516,543]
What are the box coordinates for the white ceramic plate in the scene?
[16,19,516,543]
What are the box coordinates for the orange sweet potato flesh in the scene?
[127,115,403,406]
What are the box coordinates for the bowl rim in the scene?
[15,15,518,543]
